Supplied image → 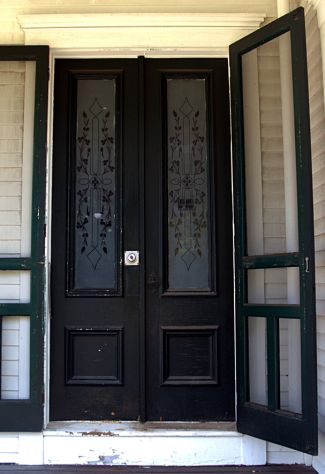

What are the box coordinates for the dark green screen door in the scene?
[230,7,317,454]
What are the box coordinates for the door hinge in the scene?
[43,223,47,238]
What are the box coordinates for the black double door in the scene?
[50,58,234,421]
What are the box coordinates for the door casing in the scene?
[46,50,234,427]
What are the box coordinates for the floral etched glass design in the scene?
[167,78,210,291]
[74,78,117,290]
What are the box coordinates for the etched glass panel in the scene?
[73,78,117,291]
[167,78,210,291]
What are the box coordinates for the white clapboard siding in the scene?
[1,316,30,400]
[243,29,290,409]
[257,38,290,411]
[0,60,34,401]
[0,271,30,399]
[267,441,306,464]
[2,317,20,400]
[258,38,287,260]
[0,61,25,401]
[0,62,24,257]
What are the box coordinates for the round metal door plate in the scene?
[124,250,140,266]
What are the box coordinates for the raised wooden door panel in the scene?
[145,59,235,421]
[50,59,140,421]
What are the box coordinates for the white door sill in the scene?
[45,420,238,437]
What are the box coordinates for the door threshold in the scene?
[42,421,265,465]
[45,420,238,436]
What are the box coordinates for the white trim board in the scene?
[17,13,266,50]
[17,13,265,29]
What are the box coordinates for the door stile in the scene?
[138,56,146,421]
[292,13,318,438]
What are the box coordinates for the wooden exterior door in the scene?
[144,59,234,420]
[50,57,234,421]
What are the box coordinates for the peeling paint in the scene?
[87,454,121,465]
[99,454,121,464]
[80,430,117,436]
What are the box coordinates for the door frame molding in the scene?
[45,50,235,426]
[18,13,265,55]
[46,48,229,427]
